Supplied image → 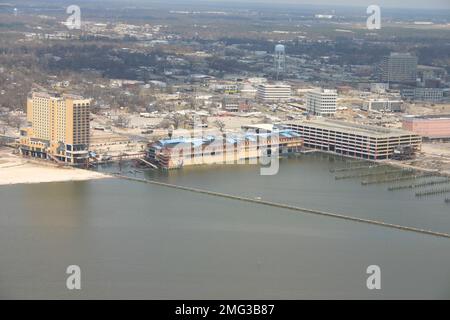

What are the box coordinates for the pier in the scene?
[416,187,450,198]
[114,174,450,240]
[388,178,450,191]
[135,158,158,169]
[335,168,412,180]
[330,164,382,173]
[110,152,147,161]
[90,152,147,165]
[361,172,434,185]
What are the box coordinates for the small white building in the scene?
[256,84,291,103]
[362,99,403,112]
[306,89,337,116]
[370,83,389,94]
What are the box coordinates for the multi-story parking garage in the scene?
[284,119,422,160]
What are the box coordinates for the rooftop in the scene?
[258,83,291,88]
[285,119,420,138]
[308,88,337,94]
[30,92,87,101]
[152,129,301,150]
[404,114,450,120]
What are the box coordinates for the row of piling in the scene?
[388,179,450,191]
[361,172,435,185]
[332,160,449,203]
[335,169,413,181]
[330,164,382,173]
[416,187,450,198]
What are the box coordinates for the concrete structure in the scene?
[284,119,422,160]
[401,87,444,102]
[380,53,418,84]
[211,83,239,94]
[19,92,91,165]
[222,97,250,113]
[147,129,303,169]
[402,115,450,140]
[362,99,404,112]
[370,83,389,94]
[306,89,337,116]
[256,84,291,103]
[222,97,239,112]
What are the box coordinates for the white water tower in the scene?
[274,44,286,80]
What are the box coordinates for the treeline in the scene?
[35,44,164,79]
[416,44,450,66]
[218,36,449,67]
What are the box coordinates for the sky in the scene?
[8,0,450,10]
[180,0,450,10]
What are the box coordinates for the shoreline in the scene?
[0,149,111,186]
[1,147,449,186]
[0,165,111,186]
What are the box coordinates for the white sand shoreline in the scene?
[0,149,111,186]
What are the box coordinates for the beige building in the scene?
[20,92,91,165]
[284,119,421,160]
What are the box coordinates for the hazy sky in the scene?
[201,0,450,10]
[21,0,449,10]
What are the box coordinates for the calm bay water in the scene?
[1,154,450,299]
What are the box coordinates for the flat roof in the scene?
[153,129,301,149]
[30,92,87,101]
[284,119,420,138]
[403,115,450,120]
[241,124,275,132]
[258,84,291,88]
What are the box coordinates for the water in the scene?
[1,154,450,299]
[103,154,450,234]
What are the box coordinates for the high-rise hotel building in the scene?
[19,92,91,165]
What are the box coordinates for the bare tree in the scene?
[5,115,24,131]
[172,114,186,130]
[114,115,131,128]
[157,119,172,129]
[168,125,174,139]
[214,120,226,132]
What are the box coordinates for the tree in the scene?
[5,114,24,131]
[214,120,226,132]
[114,115,130,128]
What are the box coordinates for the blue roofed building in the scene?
[147,129,303,169]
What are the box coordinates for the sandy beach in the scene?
[0,148,110,186]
